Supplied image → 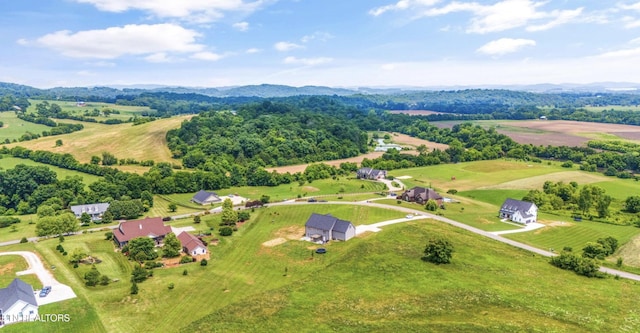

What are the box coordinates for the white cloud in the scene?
[626,20,640,28]
[375,0,584,34]
[301,32,333,43]
[283,56,332,65]
[369,0,441,16]
[35,24,204,59]
[526,7,583,32]
[16,38,28,46]
[145,53,173,63]
[595,46,640,58]
[274,41,303,51]
[233,21,250,31]
[191,51,224,61]
[477,38,536,56]
[620,2,640,11]
[74,0,267,23]
[381,63,398,70]
[245,48,261,53]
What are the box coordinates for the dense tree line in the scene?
[167,101,368,168]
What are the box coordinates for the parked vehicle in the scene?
[39,286,52,297]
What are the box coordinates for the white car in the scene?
[406,214,413,219]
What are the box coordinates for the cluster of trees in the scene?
[522,181,613,220]
[550,251,602,278]
[582,237,618,260]
[422,237,454,264]
[0,94,30,111]
[167,101,368,168]
[35,212,79,237]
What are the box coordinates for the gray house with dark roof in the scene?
[499,198,538,224]
[401,187,443,205]
[0,278,38,327]
[191,190,221,205]
[70,203,110,221]
[356,167,387,180]
[305,213,356,242]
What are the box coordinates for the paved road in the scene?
[0,251,77,305]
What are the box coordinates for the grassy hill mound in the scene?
[182,220,640,332]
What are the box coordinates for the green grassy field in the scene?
[216,178,387,201]
[5,115,190,165]
[391,160,567,192]
[4,201,640,332]
[0,112,51,141]
[27,100,154,121]
[1,204,404,333]
[0,218,37,244]
[505,218,639,253]
[182,220,640,332]
[0,156,102,184]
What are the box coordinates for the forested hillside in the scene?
[167,100,368,168]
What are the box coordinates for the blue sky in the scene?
[1,0,640,88]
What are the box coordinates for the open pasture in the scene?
[432,119,640,146]
[0,156,102,184]
[27,100,155,121]
[0,112,51,141]
[5,115,191,165]
[390,159,566,192]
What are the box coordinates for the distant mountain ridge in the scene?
[1,82,640,100]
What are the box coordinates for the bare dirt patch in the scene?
[0,262,16,275]
[388,132,449,151]
[498,130,588,147]
[275,225,305,240]
[266,152,386,174]
[387,110,445,116]
[301,186,320,192]
[262,238,287,247]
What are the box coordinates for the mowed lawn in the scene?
[5,115,191,165]
[183,220,640,332]
[505,218,640,253]
[391,159,568,192]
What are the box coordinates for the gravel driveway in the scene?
[0,251,77,305]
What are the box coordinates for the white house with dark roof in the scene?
[356,167,387,180]
[499,198,538,224]
[0,278,38,327]
[304,213,356,243]
[191,190,221,205]
[70,203,110,221]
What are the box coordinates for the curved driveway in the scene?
[0,251,77,305]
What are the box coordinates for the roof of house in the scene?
[332,219,354,233]
[192,190,219,203]
[404,187,443,201]
[113,217,172,243]
[177,231,207,253]
[70,203,110,215]
[358,167,386,177]
[305,213,354,232]
[500,198,536,213]
[0,278,37,310]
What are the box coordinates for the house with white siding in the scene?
[304,213,356,243]
[499,198,538,224]
[0,279,38,327]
